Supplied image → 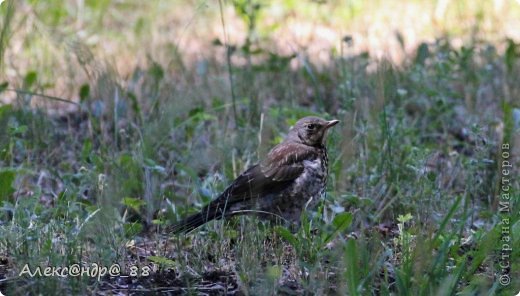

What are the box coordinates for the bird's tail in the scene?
[169,205,226,234]
[169,192,244,234]
[169,212,210,234]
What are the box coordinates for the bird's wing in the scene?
[260,142,315,181]
[215,142,315,203]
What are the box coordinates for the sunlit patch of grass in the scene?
[3,0,520,102]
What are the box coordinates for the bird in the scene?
[170,116,339,234]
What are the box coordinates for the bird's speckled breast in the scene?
[293,150,327,206]
[272,147,328,223]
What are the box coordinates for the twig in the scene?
[5,88,79,105]
[217,0,238,125]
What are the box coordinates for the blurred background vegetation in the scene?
[0,0,519,294]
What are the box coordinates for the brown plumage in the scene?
[170,116,339,233]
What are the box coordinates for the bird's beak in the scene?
[325,120,340,129]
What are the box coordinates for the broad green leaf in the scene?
[0,169,16,201]
[0,82,8,93]
[122,197,146,212]
[148,256,177,268]
[333,212,353,231]
[345,239,360,296]
[123,222,143,237]
[23,71,37,88]
[397,213,413,224]
[324,212,353,244]
[79,84,90,102]
[275,226,299,248]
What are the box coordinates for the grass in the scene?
[1,0,520,294]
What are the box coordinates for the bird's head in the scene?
[286,116,339,146]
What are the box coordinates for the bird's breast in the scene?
[256,149,329,222]
[293,152,328,197]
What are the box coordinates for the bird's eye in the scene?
[307,124,316,130]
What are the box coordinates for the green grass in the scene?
[1,0,520,294]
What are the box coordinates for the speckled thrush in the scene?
[171,116,339,233]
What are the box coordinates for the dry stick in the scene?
[217,0,238,125]
[6,89,79,105]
